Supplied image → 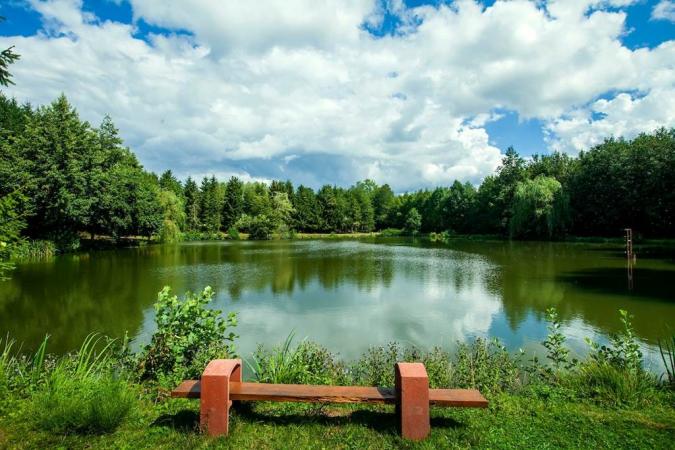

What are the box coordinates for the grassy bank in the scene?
[0,288,673,449]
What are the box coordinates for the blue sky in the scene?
[1,0,673,190]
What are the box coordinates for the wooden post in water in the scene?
[624,228,634,290]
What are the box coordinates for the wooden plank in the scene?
[231,382,395,404]
[429,389,488,408]
[172,381,487,408]
[173,380,201,398]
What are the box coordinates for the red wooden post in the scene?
[200,359,242,436]
[395,362,430,441]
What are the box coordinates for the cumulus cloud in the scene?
[0,0,673,190]
[652,1,675,22]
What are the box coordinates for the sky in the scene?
[0,0,673,191]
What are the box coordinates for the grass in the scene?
[1,386,673,449]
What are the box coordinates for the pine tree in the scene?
[222,176,244,230]
[183,177,201,232]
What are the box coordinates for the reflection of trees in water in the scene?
[0,251,158,353]
[455,240,675,343]
[4,240,672,355]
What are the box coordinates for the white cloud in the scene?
[652,1,675,22]
[0,0,673,189]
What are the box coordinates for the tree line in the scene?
[1,93,674,258]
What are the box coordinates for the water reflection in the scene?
[0,239,673,366]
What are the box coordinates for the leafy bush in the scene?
[585,309,643,371]
[450,338,522,393]
[227,227,240,240]
[542,307,577,373]
[138,286,238,384]
[248,215,275,240]
[31,369,134,434]
[379,228,402,237]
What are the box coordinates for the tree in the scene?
[0,191,27,279]
[15,95,98,247]
[404,208,422,235]
[293,185,320,232]
[159,170,183,200]
[444,181,476,233]
[0,17,20,87]
[158,190,185,243]
[199,176,222,233]
[372,184,394,229]
[183,177,200,232]
[510,176,569,239]
[222,176,244,230]
[265,192,295,237]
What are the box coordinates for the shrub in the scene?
[248,215,275,240]
[542,307,576,373]
[379,228,402,237]
[450,338,522,393]
[31,368,134,434]
[585,309,643,371]
[227,226,240,240]
[138,286,238,384]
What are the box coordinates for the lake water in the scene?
[1,238,673,370]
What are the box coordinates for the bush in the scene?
[585,309,643,371]
[379,228,402,237]
[450,338,522,393]
[138,286,238,385]
[31,369,134,434]
[248,215,275,240]
[227,227,240,240]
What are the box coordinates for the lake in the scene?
[1,238,673,370]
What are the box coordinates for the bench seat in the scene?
[172,380,488,407]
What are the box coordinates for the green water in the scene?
[0,238,673,368]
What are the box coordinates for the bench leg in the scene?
[200,359,242,437]
[395,362,430,441]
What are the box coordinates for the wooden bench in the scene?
[172,359,488,441]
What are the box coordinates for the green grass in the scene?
[1,386,673,449]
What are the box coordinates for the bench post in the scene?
[200,359,242,437]
[395,362,430,441]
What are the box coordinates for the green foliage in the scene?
[199,176,223,233]
[404,207,422,235]
[247,214,275,240]
[248,332,344,385]
[0,17,20,87]
[542,307,576,372]
[450,338,522,393]
[138,286,238,384]
[182,177,201,232]
[157,190,185,243]
[227,226,240,240]
[585,309,643,371]
[222,176,244,230]
[510,176,569,239]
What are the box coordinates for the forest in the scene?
[1,93,674,261]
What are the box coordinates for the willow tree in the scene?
[510,176,569,240]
